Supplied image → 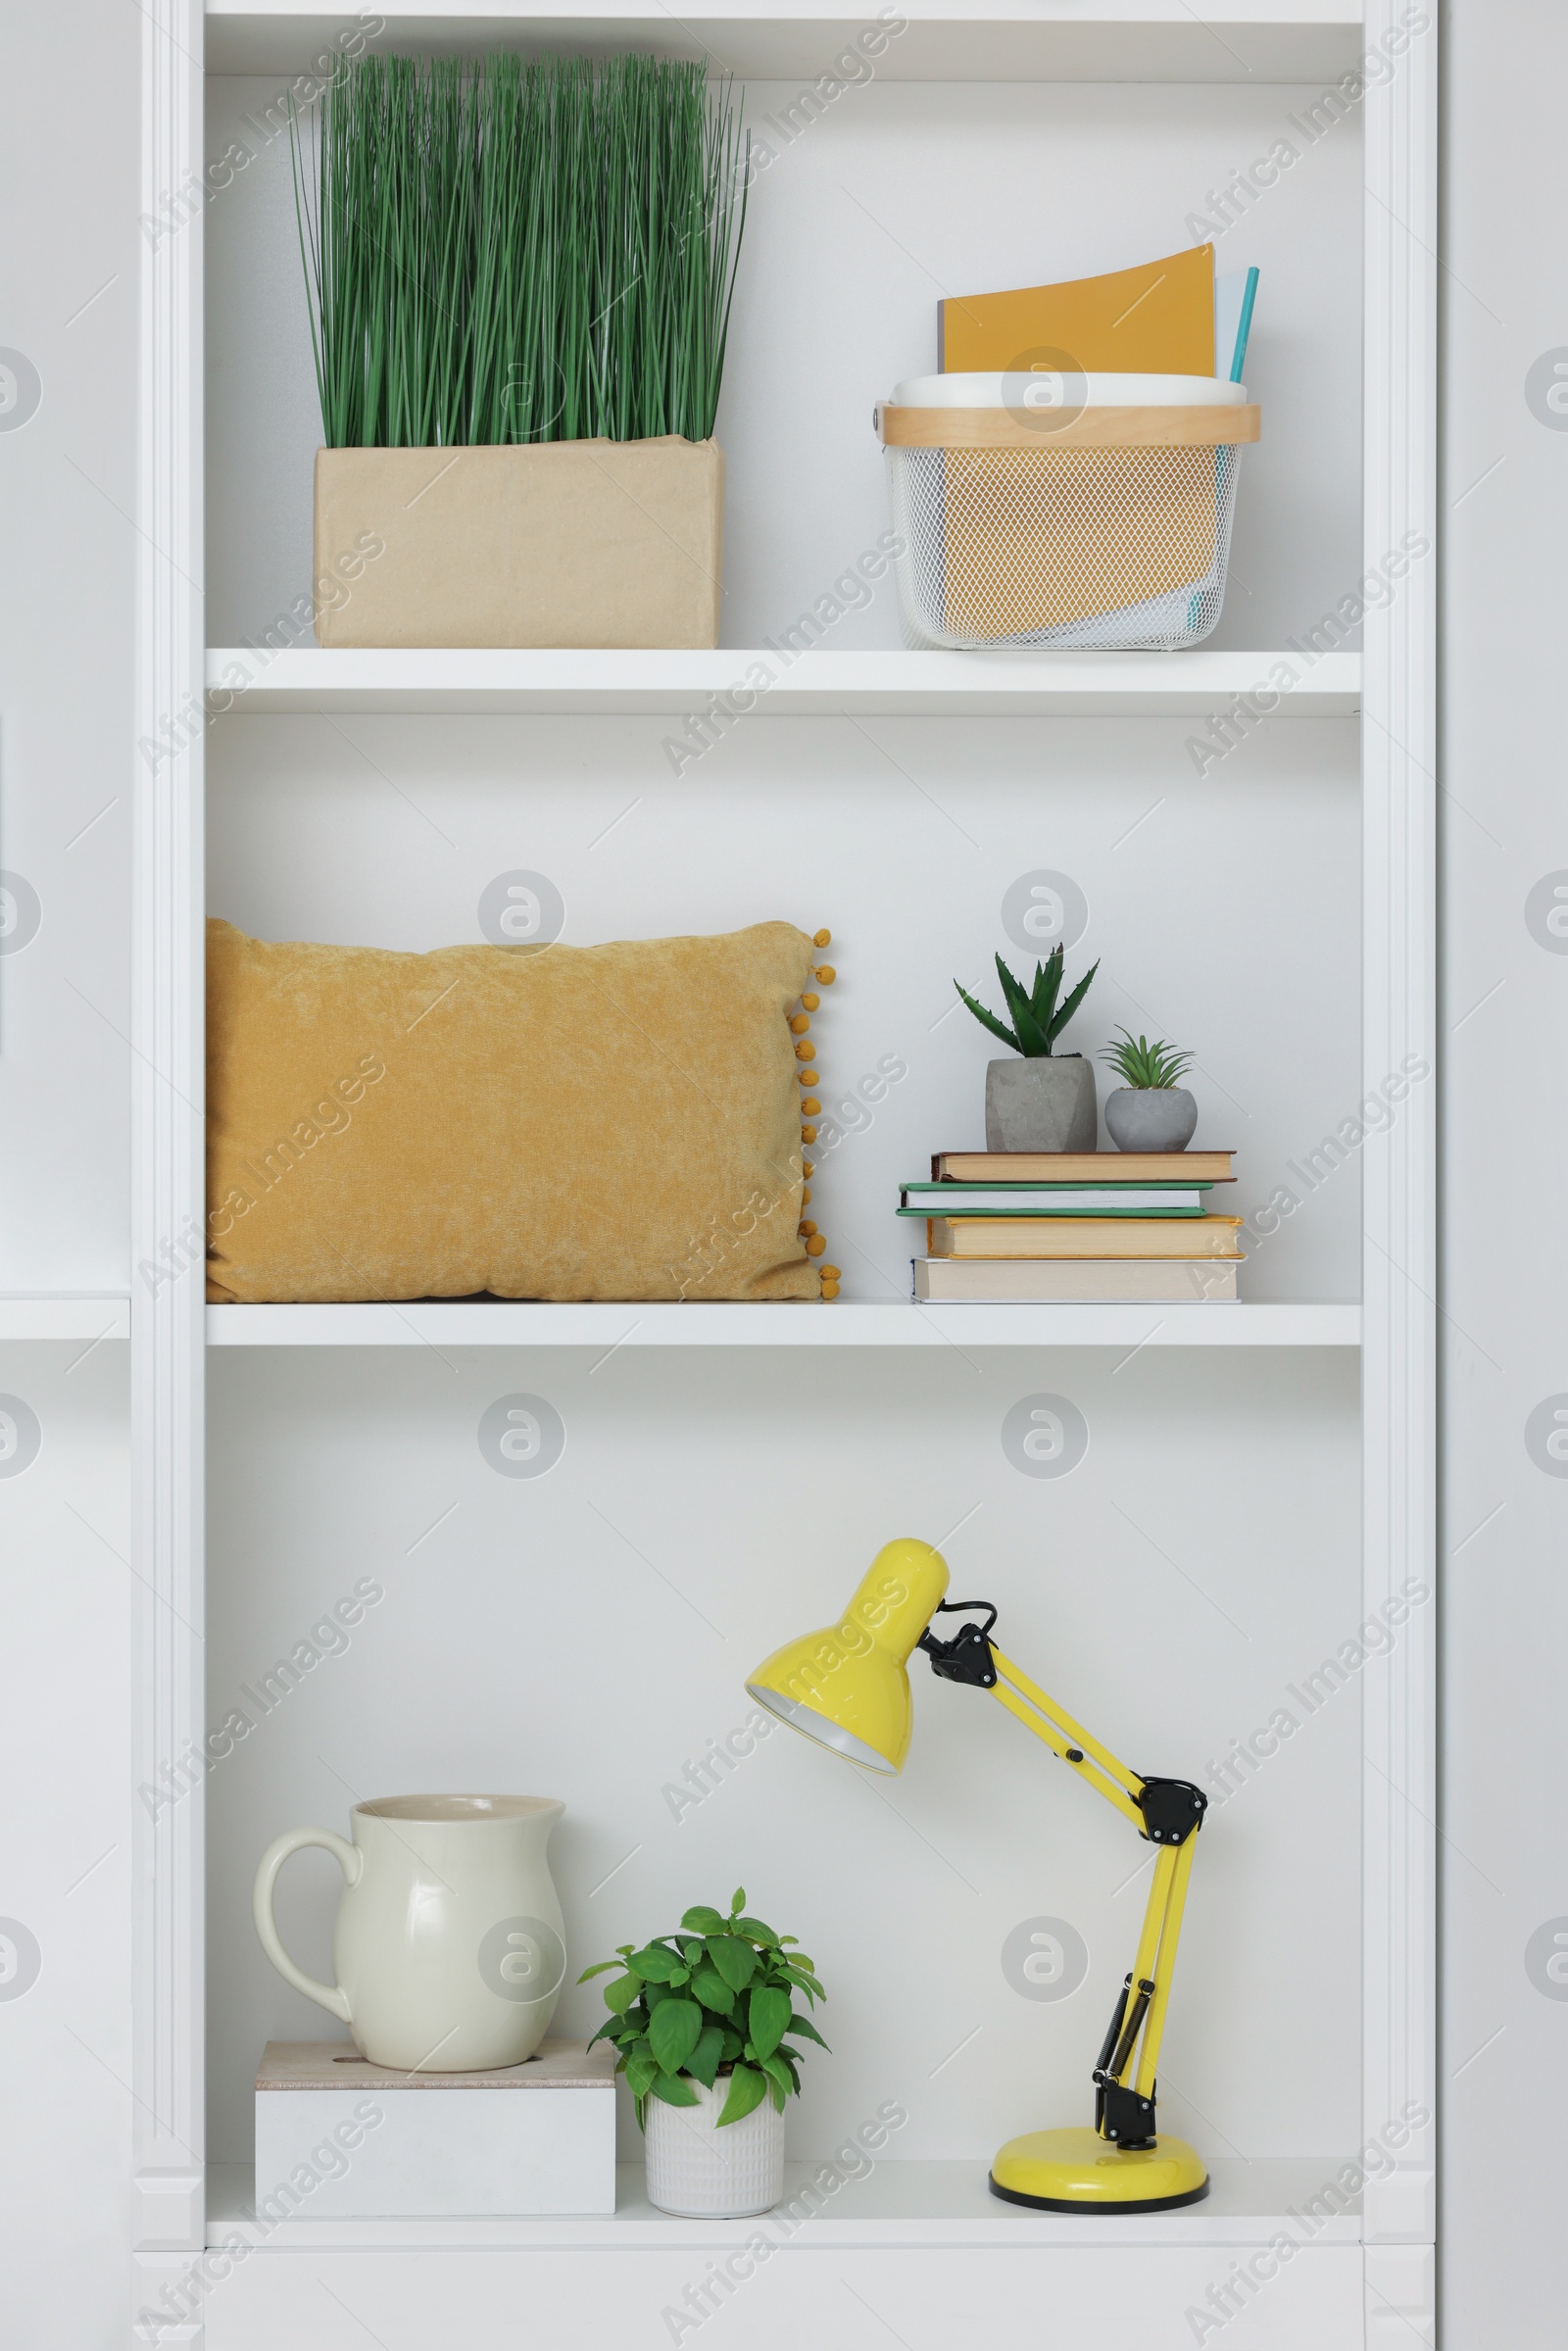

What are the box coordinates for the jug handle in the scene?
[253,1827,362,2025]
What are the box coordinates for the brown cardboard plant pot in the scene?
[314,436,723,650]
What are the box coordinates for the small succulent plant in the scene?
[1102,1029,1194,1091]
[954,947,1099,1058]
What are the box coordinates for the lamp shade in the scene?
[746,1539,950,1773]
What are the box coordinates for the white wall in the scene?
[0,25,135,1288]
[0,1341,132,2345]
[0,5,137,2348]
[1441,0,1568,2337]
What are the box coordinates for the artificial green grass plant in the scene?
[290,53,749,448]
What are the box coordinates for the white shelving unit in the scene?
[131,5,1434,2346]
[206,2,1366,84]
[207,2153,1361,2247]
[207,1299,1361,1346]
[205,646,1362,717]
[0,1296,130,1342]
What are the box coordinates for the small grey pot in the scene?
[1104,1087,1199,1152]
[985,1056,1098,1152]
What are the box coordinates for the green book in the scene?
[899,1182,1209,1218]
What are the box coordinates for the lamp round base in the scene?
[990,2128,1209,2214]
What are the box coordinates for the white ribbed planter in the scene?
[644,2080,785,2218]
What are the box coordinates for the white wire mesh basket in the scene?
[876,378,1260,653]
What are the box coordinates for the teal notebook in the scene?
[899,1182,1209,1218]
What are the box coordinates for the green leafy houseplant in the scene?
[290,51,749,449]
[954,946,1099,1057]
[579,1888,827,2128]
[1102,1029,1194,1090]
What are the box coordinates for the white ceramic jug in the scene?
[253,1793,566,2072]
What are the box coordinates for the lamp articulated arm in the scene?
[918,1600,1207,2153]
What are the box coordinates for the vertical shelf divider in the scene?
[132,0,207,2332]
[1360,1,1438,2343]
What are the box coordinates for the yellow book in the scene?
[940,244,1215,376]
[927,1215,1244,1260]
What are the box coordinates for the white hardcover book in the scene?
[254,2038,616,2218]
[911,1258,1239,1302]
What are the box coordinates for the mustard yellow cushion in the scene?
[206,919,820,1303]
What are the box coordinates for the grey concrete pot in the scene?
[1104,1087,1198,1152]
[985,1056,1097,1152]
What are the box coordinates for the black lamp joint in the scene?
[918,1600,1000,1689]
[1097,2080,1158,2150]
[1135,1776,1208,1847]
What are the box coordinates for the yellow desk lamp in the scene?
[746,1537,1209,2213]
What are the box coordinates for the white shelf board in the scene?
[0,1296,130,1343]
[207,2156,1362,2250]
[206,5,1364,85]
[207,1300,1360,1347]
[206,647,1360,719]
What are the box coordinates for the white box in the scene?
[254,2038,617,2217]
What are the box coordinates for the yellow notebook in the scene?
[940,244,1215,375]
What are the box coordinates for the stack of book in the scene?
[901,1151,1242,1301]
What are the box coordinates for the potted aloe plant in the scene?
[1101,1029,1198,1151]
[579,1888,827,2218]
[955,946,1100,1151]
[290,53,748,650]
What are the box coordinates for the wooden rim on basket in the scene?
[875,404,1261,450]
